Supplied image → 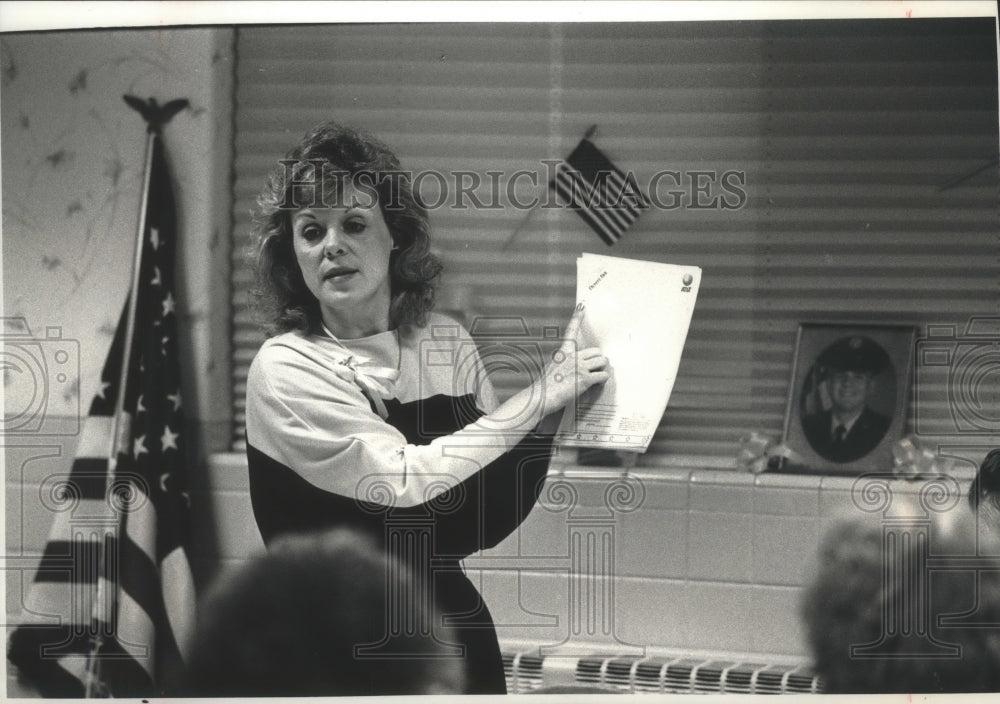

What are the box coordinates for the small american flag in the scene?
[8,131,195,697]
[550,137,651,246]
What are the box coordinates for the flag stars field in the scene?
[10,96,197,697]
[133,434,148,460]
[160,426,179,452]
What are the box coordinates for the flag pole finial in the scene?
[123,95,189,134]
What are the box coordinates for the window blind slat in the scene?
[230,20,999,467]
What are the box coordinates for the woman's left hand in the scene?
[535,303,610,418]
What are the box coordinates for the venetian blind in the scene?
[230,20,999,466]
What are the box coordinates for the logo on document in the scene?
[681,273,693,292]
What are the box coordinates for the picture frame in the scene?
[780,323,917,476]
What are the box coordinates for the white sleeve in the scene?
[245,340,515,509]
[445,317,499,414]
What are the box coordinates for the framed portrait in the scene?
[781,323,917,476]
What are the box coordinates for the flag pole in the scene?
[499,202,539,252]
[83,107,159,699]
[937,155,999,192]
[499,124,599,252]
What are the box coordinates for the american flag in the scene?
[8,130,195,697]
[550,137,651,246]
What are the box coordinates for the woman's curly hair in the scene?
[250,122,442,336]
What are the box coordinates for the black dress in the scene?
[244,314,553,693]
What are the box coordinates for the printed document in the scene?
[555,254,701,452]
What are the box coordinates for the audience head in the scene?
[969,448,1000,515]
[802,508,1000,693]
[184,528,465,697]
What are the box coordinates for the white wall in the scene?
[3,27,234,627]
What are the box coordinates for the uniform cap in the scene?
[818,335,890,377]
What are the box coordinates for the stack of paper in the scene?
[555,254,701,452]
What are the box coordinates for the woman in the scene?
[244,122,609,694]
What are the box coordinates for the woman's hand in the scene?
[537,303,610,417]
[474,303,609,441]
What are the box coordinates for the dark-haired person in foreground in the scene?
[243,121,610,693]
[969,448,1000,533]
[802,510,1000,693]
[184,529,465,696]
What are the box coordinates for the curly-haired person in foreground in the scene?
[802,506,1000,694]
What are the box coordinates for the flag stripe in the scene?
[557,168,629,235]
[120,526,171,642]
[576,209,621,246]
[160,545,196,658]
[20,579,89,624]
[76,415,114,459]
[34,539,112,584]
[93,636,155,696]
[11,126,194,697]
[548,137,650,246]
[554,171,624,245]
[7,627,89,697]
[553,172,624,243]
[66,458,112,500]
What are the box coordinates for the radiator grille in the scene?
[505,650,822,694]
[723,662,768,694]
[664,658,703,693]
[604,658,642,691]
[633,660,667,693]
[506,652,544,693]
[692,660,736,693]
[754,664,797,694]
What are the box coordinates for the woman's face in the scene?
[291,184,394,335]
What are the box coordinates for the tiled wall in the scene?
[175,454,979,663]
[7,438,979,664]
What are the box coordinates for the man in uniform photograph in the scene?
[801,336,893,464]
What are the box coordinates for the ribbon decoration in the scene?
[737,431,804,474]
[738,430,953,478]
[330,354,400,420]
[892,434,954,480]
